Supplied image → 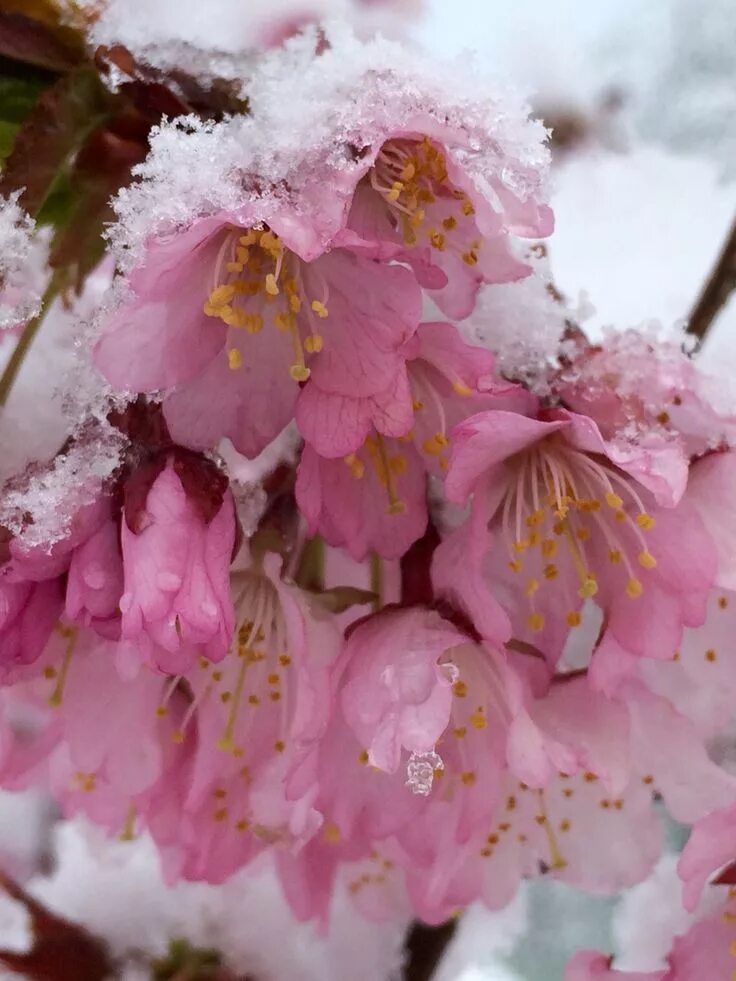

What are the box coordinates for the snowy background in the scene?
[0,0,735,978]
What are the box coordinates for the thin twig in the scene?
[0,278,58,408]
[686,215,736,346]
[402,919,458,981]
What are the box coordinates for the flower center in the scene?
[202,227,328,381]
[371,138,481,265]
[500,440,657,633]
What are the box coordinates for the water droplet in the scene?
[405,750,444,797]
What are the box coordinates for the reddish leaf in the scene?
[0,10,82,71]
[0,67,110,214]
[48,123,148,288]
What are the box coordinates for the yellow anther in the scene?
[508,559,523,574]
[358,750,369,764]
[213,807,229,822]
[453,681,468,698]
[454,726,467,739]
[344,454,365,479]
[452,380,473,396]
[387,500,407,515]
[637,513,656,530]
[304,334,324,354]
[265,273,279,296]
[442,216,458,231]
[576,527,590,542]
[208,284,236,307]
[388,182,403,202]
[605,492,623,509]
[462,250,479,266]
[626,578,643,599]
[470,709,487,730]
[578,575,598,599]
[155,706,168,718]
[461,199,475,217]
[422,434,448,456]
[225,261,244,273]
[311,300,329,318]
[705,648,717,662]
[289,294,302,313]
[513,539,529,553]
[544,564,558,581]
[461,771,477,786]
[429,231,446,251]
[526,578,539,597]
[227,349,243,370]
[566,611,582,627]
[274,740,286,753]
[290,364,311,382]
[323,823,341,843]
[608,549,622,564]
[638,551,657,569]
[239,231,257,246]
[390,455,407,475]
[541,539,557,558]
[527,612,545,632]
[526,509,545,528]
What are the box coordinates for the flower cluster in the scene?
[2,21,736,970]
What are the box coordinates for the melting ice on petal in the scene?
[405,750,444,796]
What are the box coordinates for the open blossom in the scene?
[119,454,236,673]
[295,322,531,560]
[344,134,551,319]
[438,405,721,664]
[162,551,337,883]
[95,206,422,459]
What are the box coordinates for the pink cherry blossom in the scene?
[295,436,429,561]
[95,210,422,459]
[439,405,719,665]
[119,457,236,672]
[345,129,553,319]
[555,328,736,460]
[166,551,337,883]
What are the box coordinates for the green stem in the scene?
[0,278,58,408]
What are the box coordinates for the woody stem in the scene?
[687,214,736,347]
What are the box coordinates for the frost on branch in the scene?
[0,193,46,332]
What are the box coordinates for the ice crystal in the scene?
[405,750,444,796]
[0,193,46,332]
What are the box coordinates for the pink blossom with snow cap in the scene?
[438,404,719,663]
[95,205,421,459]
[344,128,552,319]
[119,451,236,673]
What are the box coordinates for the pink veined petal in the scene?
[686,450,736,591]
[444,408,560,504]
[94,217,228,392]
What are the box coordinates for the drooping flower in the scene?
[163,551,337,883]
[95,208,422,459]
[119,453,236,673]
[295,322,530,560]
[438,405,719,663]
[345,132,552,319]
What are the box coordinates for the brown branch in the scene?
[402,919,458,981]
[686,215,736,345]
